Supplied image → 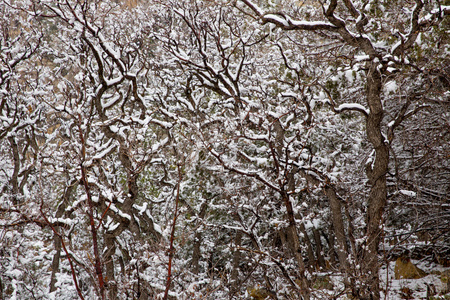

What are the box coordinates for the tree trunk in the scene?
[324,186,352,289]
[8,137,20,205]
[312,227,326,270]
[104,233,118,300]
[49,236,62,293]
[360,62,389,300]
[300,171,349,276]
[191,230,202,275]
[49,183,76,293]
[230,230,243,294]
[298,221,316,271]
[191,202,208,275]
[281,190,310,300]
[327,223,338,266]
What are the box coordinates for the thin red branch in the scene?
[77,114,105,299]
[96,200,112,231]
[39,194,85,300]
[163,166,182,300]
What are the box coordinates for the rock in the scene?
[312,275,334,290]
[399,286,414,299]
[394,257,428,279]
[441,270,450,293]
[247,286,275,300]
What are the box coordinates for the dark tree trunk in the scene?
[281,190,310,300]
[8,137,20,205]
[298,222,316,271]
[191,202,208,275]
[324,186,351,288]
[49,183,76,293]
[312,227,326,270]
[230,229,243,294]
[360,62,389,300]
[104,233,118,300]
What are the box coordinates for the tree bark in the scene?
[230,229,243,294]
[298,221,316,271]
[324,186,352,289]
[8,137,20,205]
[49,183,76,293]
[104,233,118,300]
[300,170,350,277]
[281,190,310,300]
[312,227,326,270]
[191,202,208,275]
[360,62,389,300]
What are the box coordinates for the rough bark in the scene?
[298,221,316,271]
[230,229,243,293]
[104,233,118,300]
[8,137,20,205]
[49,182,76,293]
[300,170,350,276]
[360,62,389,300]
[191,202,208,275]
[312,227,326,270]
[324,185,351,286]
[281,190,310,300]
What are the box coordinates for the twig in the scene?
[163,165,182,300]
[77,114,105,299]
[38,169,85,300]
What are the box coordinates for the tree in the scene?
[0,0,448,299]
[161,0,450,298]
[1,1,173,298]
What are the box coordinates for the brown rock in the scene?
[247,286,276,300]
[394,257,428,279]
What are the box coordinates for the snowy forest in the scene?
[0,0,449,299]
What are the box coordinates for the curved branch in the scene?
[319,83,369,117]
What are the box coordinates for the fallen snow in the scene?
[399,189,417,197]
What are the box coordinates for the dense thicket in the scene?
[0,0,449,299]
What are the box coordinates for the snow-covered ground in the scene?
[310,260,450,299]
[380,260,449,299]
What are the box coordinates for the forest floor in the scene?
[379,259,450,300]
[313,259,450,299]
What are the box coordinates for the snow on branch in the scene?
[263,14,338,31]
[334,103,369,116]
[207,146,280,192]
[392,2,450,57]
[240,0,337,31]
[319,83,369,117]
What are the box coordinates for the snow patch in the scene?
[384,81,398,94]
[399,189,416,197]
